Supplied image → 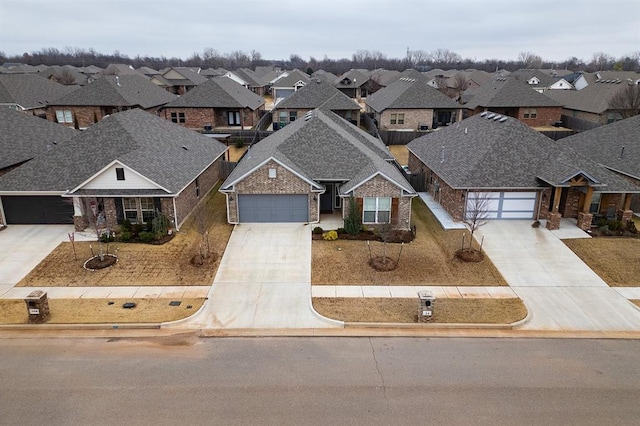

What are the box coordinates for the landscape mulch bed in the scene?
[312,297,527,324]
[0,298,205,324]
[311,199,507,286]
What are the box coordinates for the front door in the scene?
[320,184,334,213]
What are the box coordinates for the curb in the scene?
[0,323,161,330]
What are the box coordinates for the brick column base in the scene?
[73,215,88,232]
[577,212,593,231]
[617,209,633,223]
[546,212,562,230]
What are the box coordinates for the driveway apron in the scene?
[476,221,640,331]
[165,223,341,329]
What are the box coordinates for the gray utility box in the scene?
[418,291,435,322]
[24,290,50,324]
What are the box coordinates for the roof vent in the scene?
[486,113,496,119]
[499,116,508,123]
[182,145,188,150]
[115,75,121,87]
[493,115,502,121]
[304,110,314,121]
[480,111,488,117]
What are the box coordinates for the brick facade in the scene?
[348,174,413,230]
[272,108,360,127]
[174,156,223,228]
[45,105,161,129]
[162,106,263,130]
[469,106,562,127]
[378,109,434,131]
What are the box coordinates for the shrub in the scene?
[598,225,611,236]
[152,212,170,238]
[323,230,338,241]
[608,219,623,232]
[100,232,115,243]
[312,226,324,235]
[138,231,155,243]
[119,231,132,242]
[344,195,362,235]
[234,138,245,148]
[626,220,638,234]
[120,219,132,232]
[336,227,347,235]
[130,223,143,237]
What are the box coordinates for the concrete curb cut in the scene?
[160,296,211,329]
[307,298,345,328]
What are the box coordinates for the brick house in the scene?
[406,112,639,231]
[271,69,311,103]
[365,70,462,131]
[562,114,640,213]
[45,75,177,129]
[0,73,77,117]
[150,67,208,95]
[160,77,265,131]
[461,78,563,127]
[220,109,416,229]
[272,79,361,129]
[0,109,227,230]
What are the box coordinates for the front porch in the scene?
[317,212,343,231]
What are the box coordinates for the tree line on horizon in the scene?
[2,47,639,75]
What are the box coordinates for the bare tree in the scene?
[450,73,468,101]
[464,192,491,250]
[518,51,543,68]
[590,52,615,71]
[54,68,76,85]
[608,83,640,119]
[430,48,462,66]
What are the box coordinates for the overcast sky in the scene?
[1,0,639,63]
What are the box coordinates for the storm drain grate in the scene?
[169,301,181,306]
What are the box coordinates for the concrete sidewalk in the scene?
[476,220,640,331]
[417,192,467,230]
[312,286,517,298]
[164,223,341,329]
[1,286,210,299]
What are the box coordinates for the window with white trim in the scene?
[523,108,537,119]
[363,197,391,224]
[390,113,404,125]
[122,197,156,223]
[56,110,73,123]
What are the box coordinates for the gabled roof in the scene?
[162,67,208,86]
[200,67,227,77]
[562,114,640,180]
[0,108,77,170]
[163,76,265,110]
[221,109,413,194]
[462,78,562,109]
[311,70,337,83]
[233,68,265,87]
[406,113,638,192]
[0,74,78,110]
[39,65,90,85]
[0,109,227,194]
[274,79,359,111]
[102,64,143,76]
[271,69,311,87]
[369,69,402,86]
[545,75,638,114]
[334,69,370,88]
[137,66,161,76]
[509,69,557,88]
[365,74,460,112]
[48,75,177,108]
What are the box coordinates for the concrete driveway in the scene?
[0,225,95,291]
[165,223,342,329]
[476,221,640,331]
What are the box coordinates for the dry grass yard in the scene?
[563,237,640,286]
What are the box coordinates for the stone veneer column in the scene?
[546,212,562,230]
[576,212,593,231]
[617,209,633,223]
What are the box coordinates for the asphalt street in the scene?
[1,336,639,425]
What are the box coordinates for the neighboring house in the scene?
[271,79,361,129]
[366,72,462,131]
[545,72,640,127]
[334,69,372,99]
[232,68,273,96]
[220,108,416,229]
[0,73,78,117]
[406,112,639,231]
[562,115,640,213]
[102,64,143,76]
[509,69,559,92]
[150,67,208,95]
[40,65,91,86]
[461,78,563,127]
[160,76,265,130]
[0,108,77,178]
[137,66,161,78]
[0,109,227,229]
[45,75,177,129]
[270,69,311,105]
[311,70,338,84]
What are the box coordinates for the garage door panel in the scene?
[466,192,537,220]
[238,194,308,223]
[2,196,74,224]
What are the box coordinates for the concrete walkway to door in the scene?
[476,221,640,331]
[164,223,342,329]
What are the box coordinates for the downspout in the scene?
[172,197,179,231]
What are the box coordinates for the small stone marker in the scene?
[418,290,435,323]
[24,290,50,324]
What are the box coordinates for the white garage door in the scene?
[466,192,537,220]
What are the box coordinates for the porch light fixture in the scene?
[313,195,317,201]
[229,195,234,201]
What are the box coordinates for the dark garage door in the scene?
[2,196,74,224]
[238,194,308,223]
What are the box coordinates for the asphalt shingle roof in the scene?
[221,109,413,194]
[545,74,638,114]
[406,113,639,192]
[271,69,311,87]
[164,76,265,110]
[274,79,359,111]
[562,114,640,180]
[48,75,177,108]
[0,109,227,194]
[0,74,78,109]
[0,108,77,170]
[462,78,562,109]
[365,74,460,112]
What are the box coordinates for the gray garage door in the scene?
[466,192,537,220]
[2,195,74,224]
[238,194,308,223]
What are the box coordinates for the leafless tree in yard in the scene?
[192,203,213,265]
[608,83,640,119]
[518,51,543,69]
[55,68,76,85]
[450,73,468,101]
[464,192,491,250]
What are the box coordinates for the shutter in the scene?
[391,198,399,224]
[114,197,124,222]
[153,197,162,213]
[357,198,363,213]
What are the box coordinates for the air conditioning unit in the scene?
[418,124,429,131]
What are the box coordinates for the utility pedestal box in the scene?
[24,290,50,324]
[418,291,435,322]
